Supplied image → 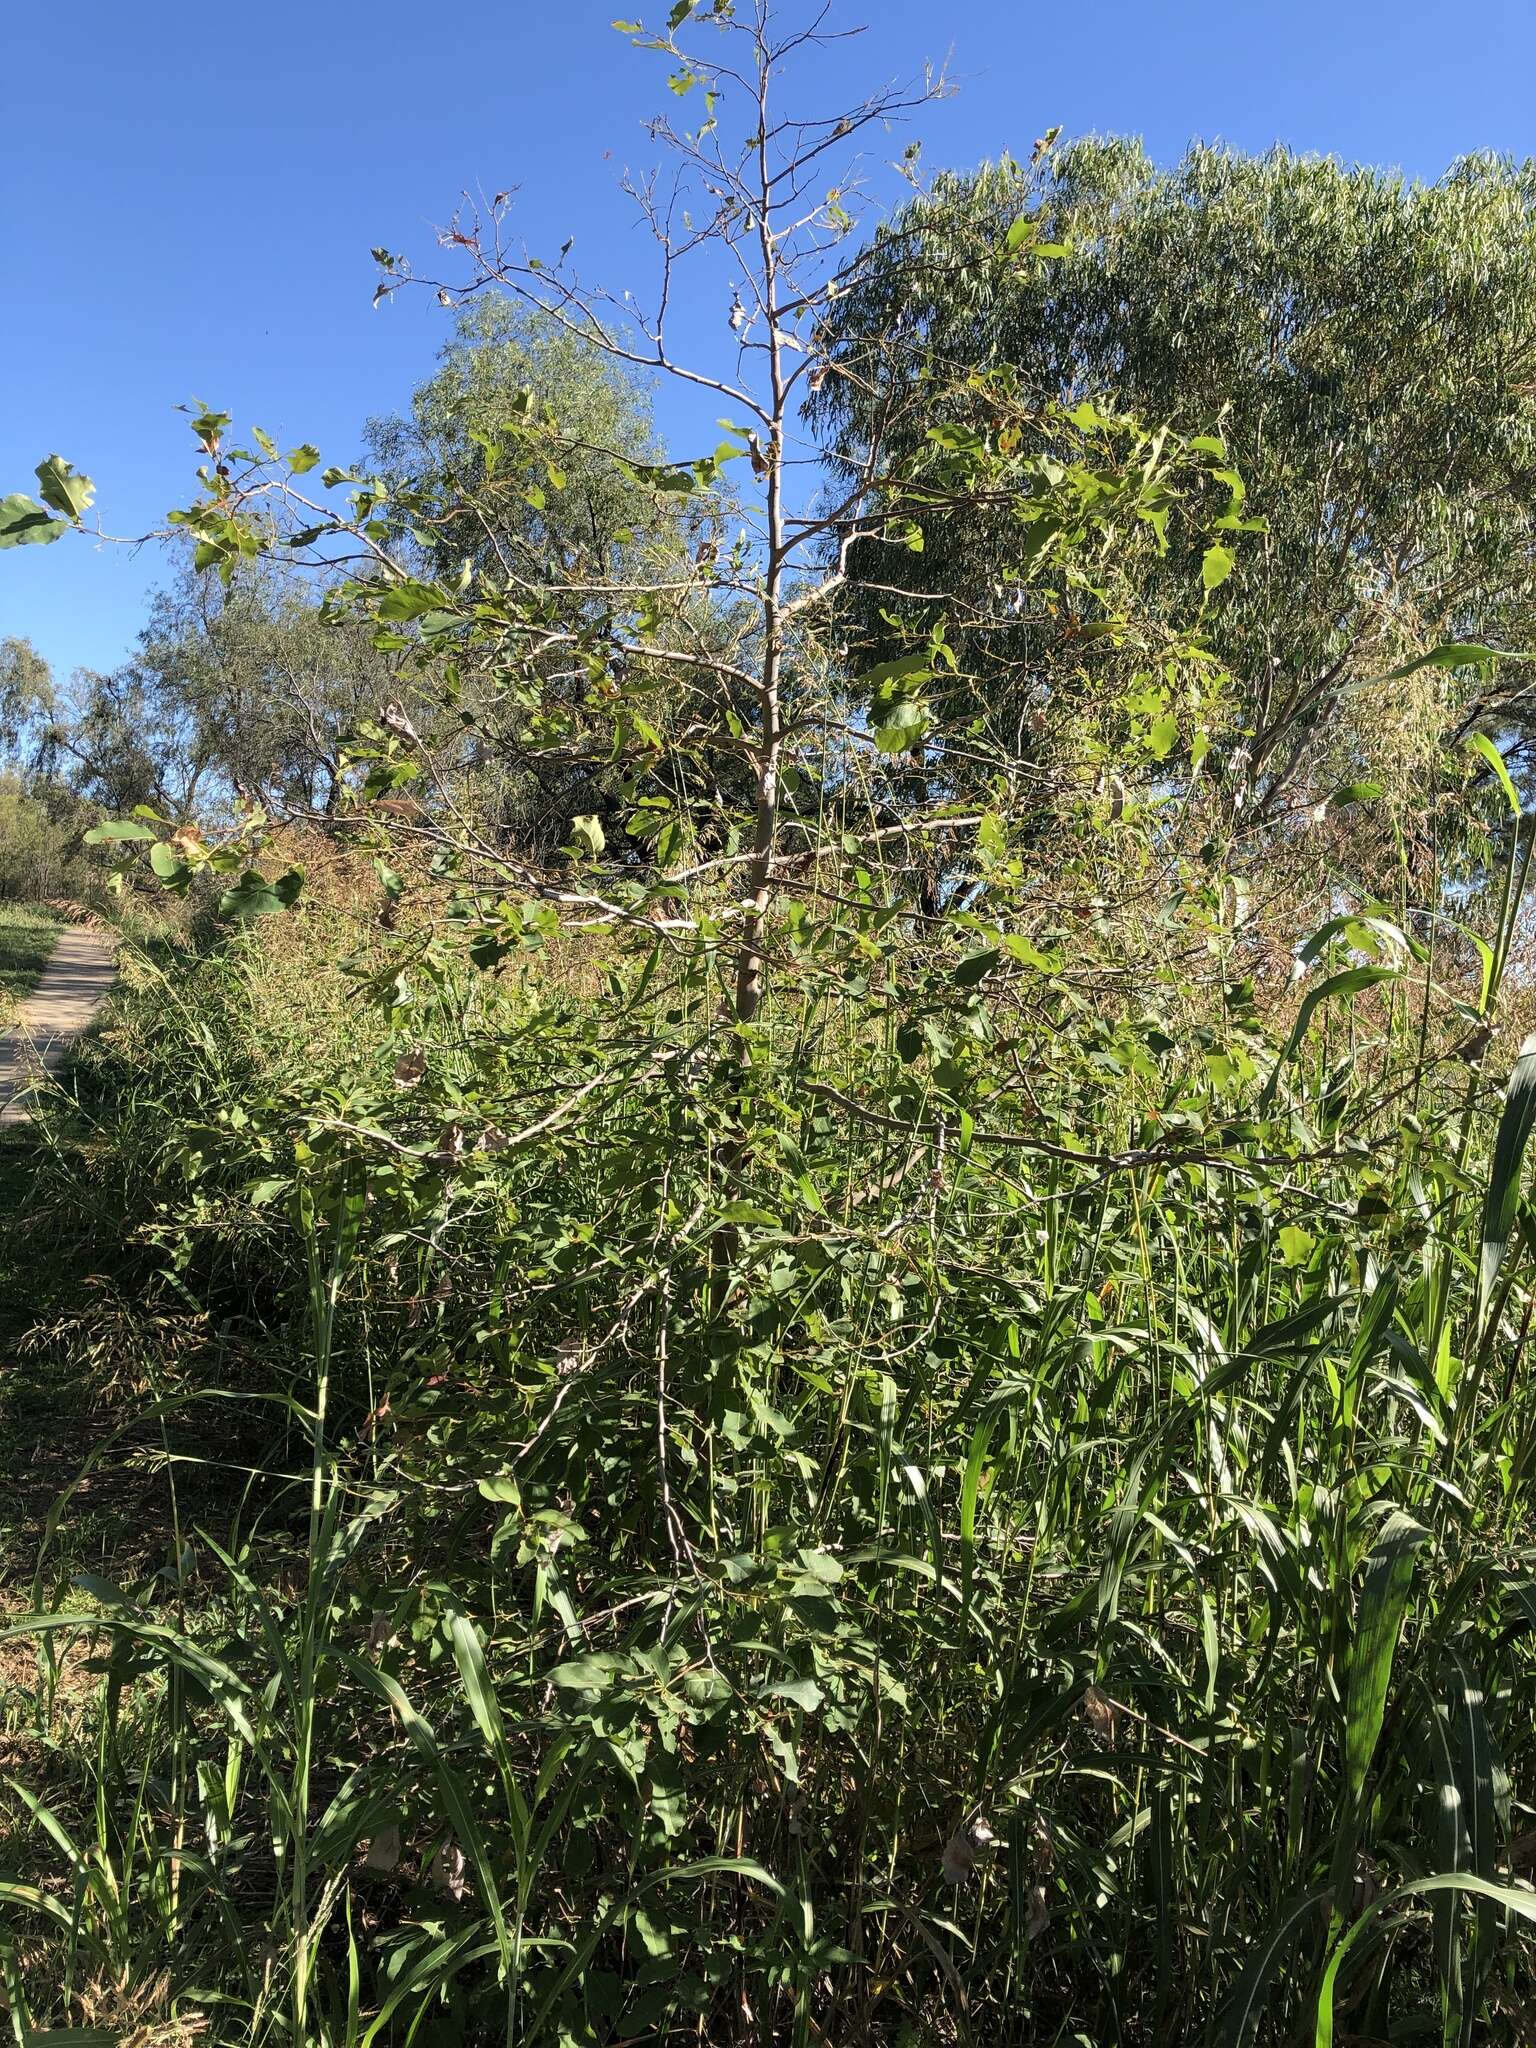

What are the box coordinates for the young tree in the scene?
[18,11,1536,2045]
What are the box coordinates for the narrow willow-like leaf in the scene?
[959,1415,992,1623]
[338,1651,512,1976]
[1261,966,1399,1108]
[1329,1512,1429,1909]
[1466,732,1522,819]
[1318,1875,1536,2047]
[1221,1884,1333,2045]
[1477,1035,1536,1332]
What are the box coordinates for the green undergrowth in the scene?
[4,881,1536,2045]
[0,901,60,1027]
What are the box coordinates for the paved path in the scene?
[0,927,117,1126]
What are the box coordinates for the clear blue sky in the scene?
[5,0,1534,684]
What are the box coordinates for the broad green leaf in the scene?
[216,868,303,920]
[1146,713,1179,759]
[377,579,447,622]
[548,1653,621,1690]
[82,819,155,843]
[1277,1225,1316,1268]
[1202,542,1236,591]
[33,455,94,522]
[1001,932,1062,974]
[0,493,65,549]
[873,698,929,753]
[148,841,188,884]
[954,947,1000,987]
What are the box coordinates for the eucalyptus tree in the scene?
[813,140,1536,845]
[363,296,677,586]
[131,558,401,815]
[363,296,736,854]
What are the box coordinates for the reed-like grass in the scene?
[4,849,1536,2045]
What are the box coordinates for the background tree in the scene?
[362,297,734,854]
[131,559,398,814]
[364,296,683,585]
[814,140,1536,852]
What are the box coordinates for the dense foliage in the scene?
[814,139,1536,850]
[7,9,1536,2046]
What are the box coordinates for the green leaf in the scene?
[858,653,933,693]
[148,841,189,885]
[1277,1225,1316,1268]
[82,819,156,843]
[1378,642,1519,681]
[1477,1033,1536,1332]
[216,868,303,920]
[377,579,447,622]
[188,405,231,449]
[954,947,1000,987]
[959,1415,991,1622]
[33,455,94,522]
[1146,713,1179,759]
[336,1652,511,1977]
[1202,542,1236,591]
[1223,1885,1334,2046]
[548,1654,620,1690]
[1466,731,1521,819]
[770,1676,823,1711]
[1261,966,1399,1108]
[1316,1876,1536,2047]
[570,813,605,857]
[285,444,322,475]
[1329,780,1384,806]
[0,493,66,549]
[443,1604,516,1788]
[1329,1512,1429,1908]
[1000,932,1062,974]
[873,698,929,753]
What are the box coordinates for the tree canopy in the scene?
[815,140,1536,837]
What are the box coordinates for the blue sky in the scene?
[6,0,1535,684]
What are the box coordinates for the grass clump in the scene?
[0,902,60,1027]
[4,827,1536,2044]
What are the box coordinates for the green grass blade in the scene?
[1477,1036,1536,1333]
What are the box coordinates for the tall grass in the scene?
[4,839,1536,2045]
[0,902,61,1028]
